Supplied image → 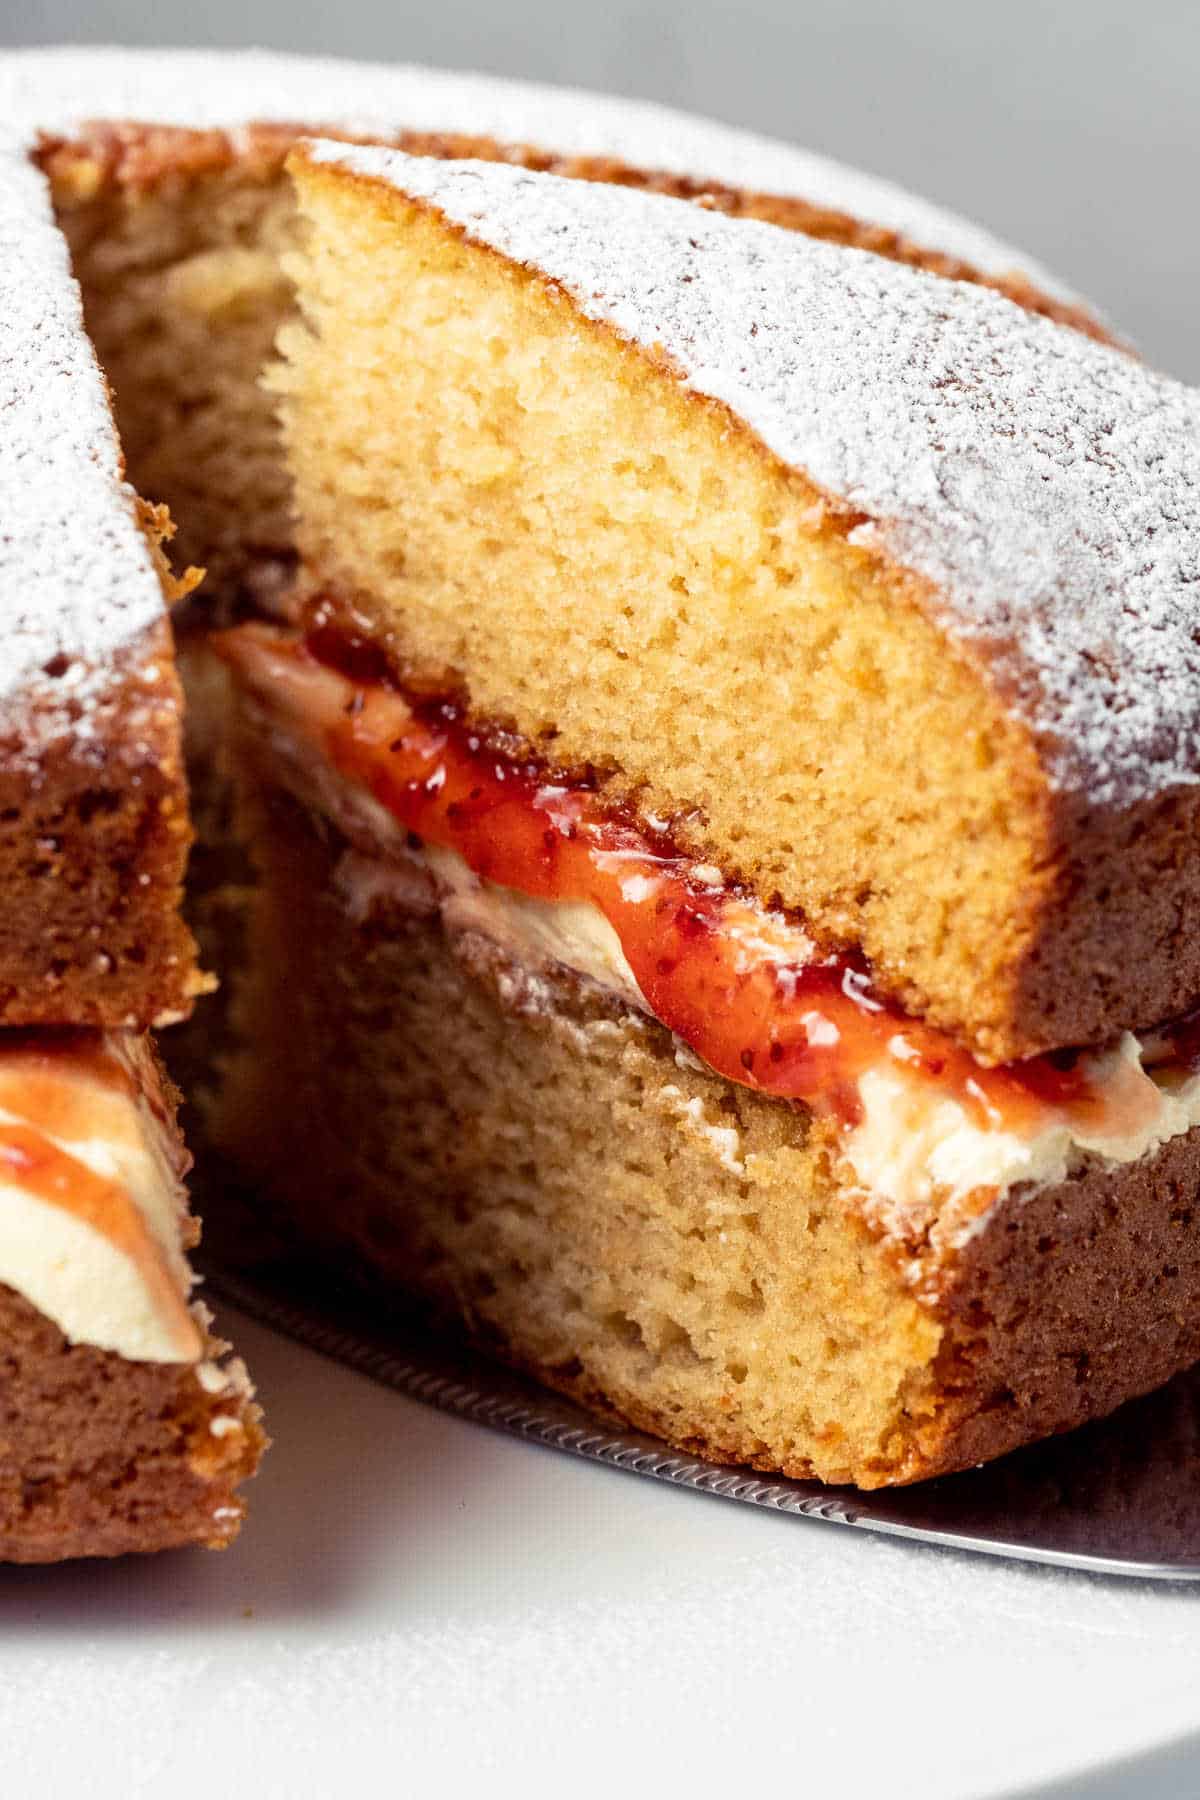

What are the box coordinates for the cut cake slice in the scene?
[201,144,1200,1488]
[0,126,263,1559]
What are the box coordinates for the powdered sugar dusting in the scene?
[0,44,1077,301]
[0,141,165,759]
[315,144,1200,807]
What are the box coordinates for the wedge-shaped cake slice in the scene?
[0,131,262,1558]
[203,144,1200,1488]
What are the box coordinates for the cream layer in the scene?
[0,1035,201,1362]
[237,680,1200,1221]
[359,840,1200,1211]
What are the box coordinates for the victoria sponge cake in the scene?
[2,44,1198,1529]
[209,143,1200,1489]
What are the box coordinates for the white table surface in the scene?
[4,1305,1200,1799]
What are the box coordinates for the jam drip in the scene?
[221,624,1172,1139]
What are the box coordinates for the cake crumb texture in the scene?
[0,1282,264,1562]
[302,143,1200,815]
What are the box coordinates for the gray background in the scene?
[4,0,1196,381]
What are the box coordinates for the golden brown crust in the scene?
[906,1131,1200,1480]
[0,617,203,1030]
[36,119,1116,345]
[278,159,1197,1065]
[0,1281,264,1562]
[1005,783,1200,1065]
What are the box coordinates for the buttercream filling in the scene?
[219,622,1200,1218]
[351,840,1200,1216]
[0,1035,200,1363]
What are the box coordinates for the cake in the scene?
[208,143,1200,1489]
[0,45,1183,1523]
[0,76,266,1560]
[0,1033,260,1561]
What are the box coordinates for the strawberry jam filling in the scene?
[218,623,1200,1142]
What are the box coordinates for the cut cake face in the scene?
[0,144,200,1029]
[5,43,1101,1548]
[0,1032,262,1561]
[201,139,1200,1488]
[213,617,1200,1486]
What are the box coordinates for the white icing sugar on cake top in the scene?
[309,142,1200,809]
[1,44,1076,298]
[0,138,165,760]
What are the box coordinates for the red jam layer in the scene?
[219,624,1188,1138]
